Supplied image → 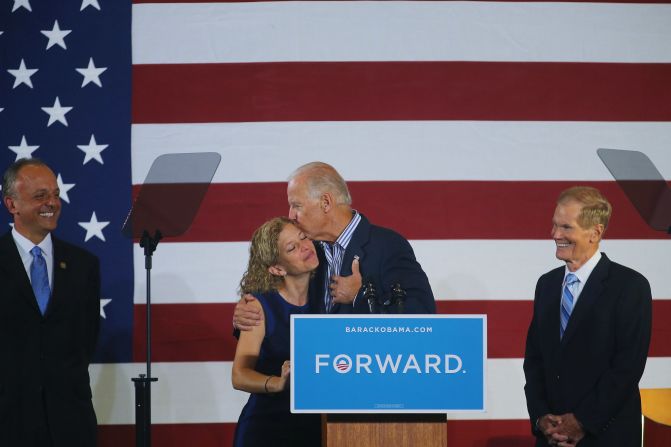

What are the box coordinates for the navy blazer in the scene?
[0,232,100,447]
[311,214,436,314]
[523,253,652,446]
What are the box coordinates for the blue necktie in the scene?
[560,273,579,338]
[30,246,51,315]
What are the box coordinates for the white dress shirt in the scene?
[562,250,602,306]
[12,228,55,290]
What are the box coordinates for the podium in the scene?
[291,315,487,447]
[323,414,447,446]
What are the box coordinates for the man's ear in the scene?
[591,223,604,242]
[268,265,286,277]
[3,196,17,215]
[320,192,334,213]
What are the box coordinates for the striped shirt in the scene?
[319,211,362,313]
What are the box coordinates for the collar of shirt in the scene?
[12,228,54,288]
[319,210,361,257]
[563,250,602,303]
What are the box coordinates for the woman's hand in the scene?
[268,360,291,393]
[278,360,291,391]
[264,360,291,393]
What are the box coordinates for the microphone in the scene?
[390,282,407,314]
[362,278,378,314]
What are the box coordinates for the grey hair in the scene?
[2,158,50,199]
[288,161,352,205]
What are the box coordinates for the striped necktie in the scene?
[322,242,341,313]
[30,246,51,315]
[560,273,579,338]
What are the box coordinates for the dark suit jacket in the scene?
[523,253,652,447]
[311,214,436,314]
[0,232,100,447]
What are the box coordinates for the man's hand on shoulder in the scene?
[330,256,362,304]
[233,294,263,331]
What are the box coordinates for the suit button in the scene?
[556,375,560,380]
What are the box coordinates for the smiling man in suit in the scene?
[1,159,100,447]
[523,186,652,447]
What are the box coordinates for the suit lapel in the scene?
[560,254,610,346]
[0,231,42,315]
[47,237,71,317]
[539,267,565,352]
[340,214,371,276]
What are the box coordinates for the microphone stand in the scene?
[121,151,222,447]
[132,230,161,447]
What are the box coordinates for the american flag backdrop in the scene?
[0,2,133,361]
[2,0,671,446]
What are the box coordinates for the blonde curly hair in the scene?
[239,217,292,295]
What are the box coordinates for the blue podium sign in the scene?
[291,315,486,413]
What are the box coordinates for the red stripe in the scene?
[446,420,535,446]
[132,62,671,124]
[643,417,671,447]
[133,299,671,362]
[132,181,666,243]
[134,303,239,363]
[98,423,236,447]
[99,420,536,447]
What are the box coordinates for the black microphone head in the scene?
[362,277,376,298]
[391,281,406,299]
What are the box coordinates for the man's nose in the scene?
[288,208,296,220]
[45,193,60,205]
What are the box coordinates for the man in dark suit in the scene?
[523,186,652,447]
[286,161,435,314]
[234,161,435,327]
[0,159,100,447]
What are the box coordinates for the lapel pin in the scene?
[60,261,67,269]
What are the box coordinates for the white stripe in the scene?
[131,121,671,184]
[91,357,671,424]
[132,2,671,64]
[134,239,671,304]
[91,362,250,425]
